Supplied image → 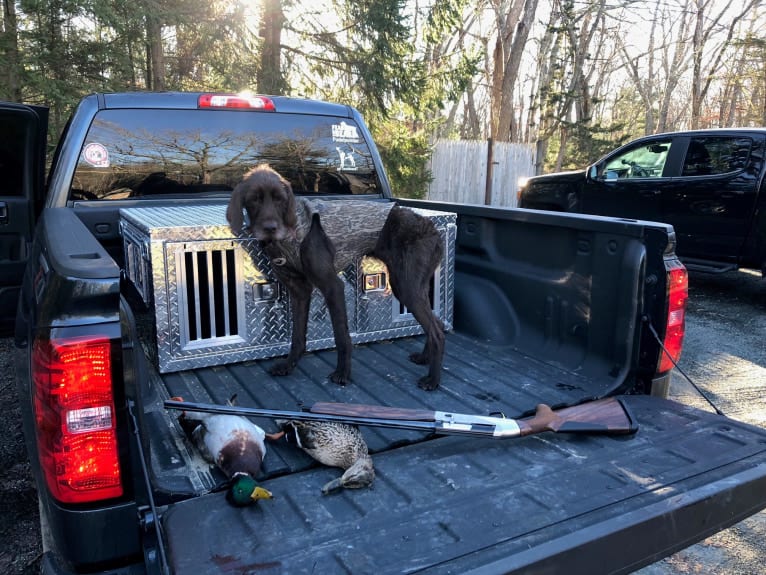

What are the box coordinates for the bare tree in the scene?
[656,1,693,132]
[717,14,758,126]
[689,0,758,128]
[525,0,611,169]
[616,0,693,134]
[489,0,539,141]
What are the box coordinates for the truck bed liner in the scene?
[140,331,619,496]
[161,395,766,574]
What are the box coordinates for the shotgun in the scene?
[164,397,637,439]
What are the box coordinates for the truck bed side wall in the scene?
[398,200,650,391]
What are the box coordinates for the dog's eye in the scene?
[269,194,290,209]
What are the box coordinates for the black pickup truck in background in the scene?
[518,129,766,275]
[5,93,766,575]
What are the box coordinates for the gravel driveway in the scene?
[1,268,765,574]
[638,268,766,575]
[0,336,41,574]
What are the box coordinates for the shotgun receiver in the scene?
[164,397,637,439]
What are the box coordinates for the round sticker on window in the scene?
[82,143,110,168]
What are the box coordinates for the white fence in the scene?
[427,139,535,207]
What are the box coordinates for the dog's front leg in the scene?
[301,223,353,386]
[318,274,353,385]
[270,280,312,377]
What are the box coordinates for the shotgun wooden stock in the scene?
[515,398,638,435]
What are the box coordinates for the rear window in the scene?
[70,109,382,200]
[681,136,752,176]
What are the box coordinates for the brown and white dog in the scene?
[226,164,445,390]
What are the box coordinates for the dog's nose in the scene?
[261,221,278,234]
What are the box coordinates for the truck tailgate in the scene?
[160,395,766,574]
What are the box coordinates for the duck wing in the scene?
[178,411,204,441]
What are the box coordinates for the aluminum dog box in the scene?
[120,203,455,373]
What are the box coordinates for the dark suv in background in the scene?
[518,129,766,274]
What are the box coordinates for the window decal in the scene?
[82,143,110,168]
[332,122,360,143]
[337,147,358,171]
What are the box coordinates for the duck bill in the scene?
[251,486,273,501]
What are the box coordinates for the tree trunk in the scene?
[257,0,286,94]
[464,80,481,139]
[690,0,705,129]
[762,53,766,126]
[1,0,21,101]
[146,14,165,91]
[554,126,568,171]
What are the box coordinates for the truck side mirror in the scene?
[588,165,599,181]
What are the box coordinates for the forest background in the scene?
[1,0,763,198]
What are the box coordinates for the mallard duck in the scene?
[270,420,375,495]
[173,396,273,507]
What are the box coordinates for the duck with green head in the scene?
[227,473,273,507]
[174,396,274,506]
[270,420,375,495]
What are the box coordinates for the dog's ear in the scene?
[281,179,298,231]
[227,184,246,234]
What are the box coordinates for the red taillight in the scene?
[658,260,688,373]
[198,93,276,111]
[32,335,123,504]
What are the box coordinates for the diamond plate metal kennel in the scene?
[120,203,456,373]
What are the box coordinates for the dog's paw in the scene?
[269,361,294,377]
[329,371,352,386]
[417,375,440,391]
[408,352,429,366]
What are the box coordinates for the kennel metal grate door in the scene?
[176,245,243,347]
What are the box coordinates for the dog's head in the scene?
[227,164,298,241]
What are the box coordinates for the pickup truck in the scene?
[517,128,766,275]
[6,92,766,575]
